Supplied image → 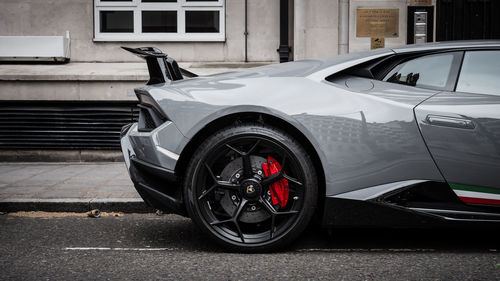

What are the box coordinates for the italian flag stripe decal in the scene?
[459,197,500,205]
[450,183,500,205]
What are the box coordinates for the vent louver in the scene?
[0,101,139,150]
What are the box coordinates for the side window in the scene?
[456,51,500,96]
[383,52,459,90]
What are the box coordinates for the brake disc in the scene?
[219,156,271,224]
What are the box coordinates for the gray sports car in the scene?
[120,41,500,252]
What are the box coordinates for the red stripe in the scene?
[459,196,500,205]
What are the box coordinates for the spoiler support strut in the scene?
[121,46,197,85]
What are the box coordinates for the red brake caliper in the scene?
[261,156,289,207]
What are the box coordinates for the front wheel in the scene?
[184,123,318,252]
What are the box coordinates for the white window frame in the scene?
[94,0,225,42]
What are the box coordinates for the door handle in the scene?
[425,115,475,129]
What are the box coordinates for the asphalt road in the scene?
[0,212,499,281]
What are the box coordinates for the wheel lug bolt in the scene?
[267,190,271,195]
[293,196,299,200]
[250,206,256,211]
[257,170,262,175]
[235,173,240,179]
[231,195,237,200]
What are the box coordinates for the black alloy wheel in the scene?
[184,124,318,252]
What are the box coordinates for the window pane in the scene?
[456,51,500,96]
[384,53,455,89]
[100,11,133,33]
[186,11,220,33]
[142,11,177,33]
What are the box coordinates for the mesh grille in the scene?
[0,101,139,150]
[142,108,157,130]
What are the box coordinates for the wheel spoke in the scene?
[231,198,248,242]
[210,218,232,226]
[241,154,253,177]
[259,198,299,216]
[234,223,245,243]
[283,174,303,186]
[211,200,248,227]
[232,198,248,220]
[198,180,238,200]
[259,198,277,215]
[246,140,261,155]
[270,213,276,239]
[242,140,261,177]
[200,163,239,200]
[276,210,299,215]
[204,162,218,182]
[258,198,299,239]
[227,140,260,178]
[225,144,244,156]
[198,183,217,200]
[261,171,284,187]
[278,153,287,170]
[216,181,239,190]
[210,199,248,242]
[258,199,277,239]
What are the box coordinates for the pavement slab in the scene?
[0,163,152,213]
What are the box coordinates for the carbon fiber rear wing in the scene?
[121,46,197,85]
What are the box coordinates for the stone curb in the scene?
[0,198,155,213]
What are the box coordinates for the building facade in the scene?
[0,0,499,159]
[2,0,500,62]
[0,0,428,63]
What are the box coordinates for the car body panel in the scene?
[415,91,500,194]
[141,70,444,196]
[126,121,187,171]
[311,77,444,195]
[121,41,500,226]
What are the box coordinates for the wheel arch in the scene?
[175,112,327,217]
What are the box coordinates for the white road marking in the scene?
[65,247,498,253]
[63,247,176,251]
[295,248,436,253]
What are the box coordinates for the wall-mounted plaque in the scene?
[371,37,385,49]
[410,0,432,6]
[356,8,399,38]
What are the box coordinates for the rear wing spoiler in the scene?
[121,46,197,85]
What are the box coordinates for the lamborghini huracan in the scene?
[120,41,500,251]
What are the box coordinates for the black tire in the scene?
[184,123,318,252]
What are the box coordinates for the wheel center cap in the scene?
[240,179,261,199]
[246,185,255,194]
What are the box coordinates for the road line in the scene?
[63,247,176,251]
[295,248,436,253]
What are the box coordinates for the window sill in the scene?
[93,36,226,43]
[0,62,269,81]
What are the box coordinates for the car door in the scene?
[415,50,500,205]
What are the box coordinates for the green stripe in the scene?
[449,183,500,195]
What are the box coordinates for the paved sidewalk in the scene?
[0,163,153,213]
